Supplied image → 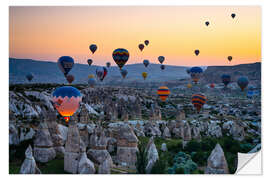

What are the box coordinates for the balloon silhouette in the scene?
[87,59,93,66]
[231,13,236,19]
[158,56,165,64]
[194,50,200,56]
[237,76,249,91]
[26,73,34,82]
[66,74,74,84]
[143,60,150,68]
[160,64,165,70]
[144,40,149,46]
[205,21,210,26]
[138,44,145,51]
[89,44,97,54]
[228,56,233,62]
[106,62,111,68]
[221,74,231,87]
[120,69,128,79]
[58,56,74,76]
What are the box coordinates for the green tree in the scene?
[136,142,148,174]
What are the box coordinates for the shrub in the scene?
[184,140,201,152]
[136,142,148,174]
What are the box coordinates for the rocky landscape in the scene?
[9,78,261,174]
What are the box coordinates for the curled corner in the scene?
[235,148,262,175]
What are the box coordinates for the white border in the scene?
[2,0,270,180]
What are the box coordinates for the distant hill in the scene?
[202,62,261,83]
[9,58,190,84]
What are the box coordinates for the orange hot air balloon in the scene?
[157,86,170,101]
[191,94,207,113]
[187,83,192,88]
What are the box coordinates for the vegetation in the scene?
[135,141,148,174]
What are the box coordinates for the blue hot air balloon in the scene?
[88,77,96,88]
[52,86,82,123]
[58,56,74,76]
[237,76,249,91]
[221,74,231,87]
[190,67,203,84]
[89,44,97,54]
[26,73,34,82]
[120,69,128,79]
[143,60,150,68]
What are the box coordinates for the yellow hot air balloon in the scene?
[88,74,95,78]
[157,86,170,101]
[187,83,192,88]
[142,72,148,80]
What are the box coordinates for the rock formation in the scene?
[20,145,41,174]
[145,137,159,173]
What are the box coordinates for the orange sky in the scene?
[9,6,261,66]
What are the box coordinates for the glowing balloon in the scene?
[87,59,93,66]
[192,94,206,113]
[52,86,82,123]
[57,56,74,76]
[66,74,74,84]
[142,72,148,80]
[26,73,34,82]
[138,44,144,51]
[157,86,170,101]
[237,76,249,91]
[144,40,149,46]
[112,48,129,69]
[89,44,97,54]
[143,60,150,68]
[158,56,165,64]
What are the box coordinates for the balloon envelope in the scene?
[190,67,203,84]
[138,44,144,51]
[192,94,206,113]
[144,40,149,46]
[96,67,108,81]
[187,83,192,88]
[89,44,97,54]
[231,13,236,18]
[58,56,74,76]
[88,78,96,88]
[160,64,165,70]
[52,86,82,122]
[205,21,209,26]
[120,69,128,79]
[142,72,148,80]
[158,56,165,64]
[143,60,150,68]
[112,48,129,69]
[210,83,215,88]
[87,59,93,66]
[106,62,111,68]
[237,76,249,91]
[66,74,75,84]
[194,50,200,56]
[26,73,34,82]
[228,56,232,62]
[157,86,170,101]
[221,74,231,87]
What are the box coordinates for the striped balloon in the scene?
[157,86,170,101]
[191,94,206,112]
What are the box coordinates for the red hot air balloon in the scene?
[210,83,215,88]
[191,94,206,113]
[66,74,75,84]
[138,44,145,51]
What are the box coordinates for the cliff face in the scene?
[202,62,261,83]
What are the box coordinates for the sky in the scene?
[9,6,261,66]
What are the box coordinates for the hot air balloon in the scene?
[205,21,210,26]
[157,86,170,101]
[138,44,144,51]
[52,86,82,123]
[158,56,165,64]
[66,74,74,84]
[210,83,215,88]
[112,48,129,69]
[191,94,206,113]
[194,50,200,56]
[237,76,249,91]
[142,72,148,80]
[187,83,192,88]
[160,64,165,70]
[96,67,108,82]
[231,13,236,19]
[26,73,34,82]
[143,60,150,68]
[186,68,190,74]
[120,69,128,79]
[87,59,93,66]
[88,74,95,79]
[106,62,111,68]
[221,74,231,87]
[190,67,203,84]
[144,40,149,46]
[89,44,97,54]
[228,56,232,62]
[58,56,74,76]
[88,77,96,88]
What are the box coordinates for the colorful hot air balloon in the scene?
[231,13,236,19]
[158,56,165,64]
[89,44,97,54]
[120,69,128,79]
[187,83,192,88]
[221,74,231,87]
[160,64,165,70]
[237,76,249,91]
[157,86,170,101]
[142,72,148,80]
[190,67,203,84]
[106,62,111,68]
[210,83,215,88]
[138,44,144,51]
[228,56,232,62]
[96,67,108,82]
[26,73,34,82]
[194,50,200,56]
[205,21,210,26]
[143,60,150,68]
[88,77,96,88]
[112,48,129,69]
[58,56,74,76]
[66,74,74,84]
[87,59,93,66]
[191,94,206,113]
[52,86,82,123]
[88,74,95,79]
[144,40,149,46]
